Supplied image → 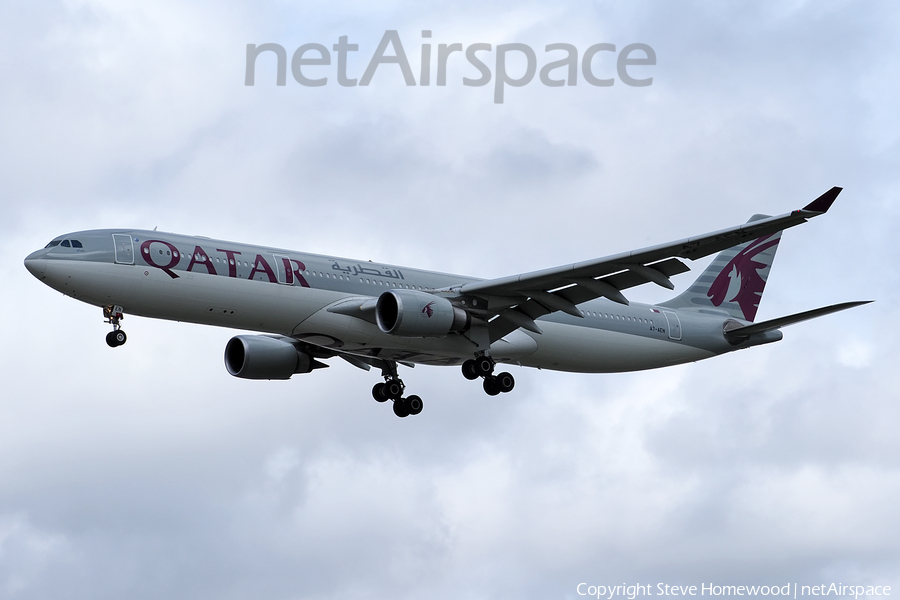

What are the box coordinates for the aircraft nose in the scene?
[24,250,46,279]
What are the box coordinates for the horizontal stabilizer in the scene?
[724,300,871,342]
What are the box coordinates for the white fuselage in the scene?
[25,229,748,374]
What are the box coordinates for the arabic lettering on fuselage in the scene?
[330,260,404,280]
[137,238,407,287]
[138,239,310,287]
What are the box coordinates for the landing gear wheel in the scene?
[383,379,403,400]
[474,356,495,377]
[393,397,411,418]
[407,395,423,416]
[495,372,515,393]
[106,330,126,347]
[483,377,501,396]
[103,306,126,347]
[462,360,479,380]
[372,383,388,402]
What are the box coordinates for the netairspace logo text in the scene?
[575,583,892,600]
[244,29,656,104]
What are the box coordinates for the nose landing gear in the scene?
[462,355,515,396]
[103,305,127,347]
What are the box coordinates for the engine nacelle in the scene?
[224,335,314,380]
[375,289,469,337]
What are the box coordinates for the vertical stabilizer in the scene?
[660,215,781,322]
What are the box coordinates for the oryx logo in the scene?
[707,234,780,322]
[422,301,435,317]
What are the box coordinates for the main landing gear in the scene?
[461,355,515,396]
[103,305,127,347]
[372,362,423,418]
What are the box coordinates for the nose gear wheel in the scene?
[103,306,127,347]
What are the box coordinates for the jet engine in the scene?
[224,335,315,380]
[375,290,469,337]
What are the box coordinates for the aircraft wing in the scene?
[273,333,416,373]
[452,187,843,341]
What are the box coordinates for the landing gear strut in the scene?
[371,361,423,418]
[462,355,515,396]
[104,306,127,347]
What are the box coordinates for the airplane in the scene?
[24,187,869,418]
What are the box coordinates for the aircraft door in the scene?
[273,254,293,285]
[663,311,682,341]
[112,234,134,265]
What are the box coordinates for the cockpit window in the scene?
[44,239,82,249]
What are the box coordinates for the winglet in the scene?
[802,186,842,213]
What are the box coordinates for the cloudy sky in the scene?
[2,0,898,598]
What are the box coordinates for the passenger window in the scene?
[61,240,71,247]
